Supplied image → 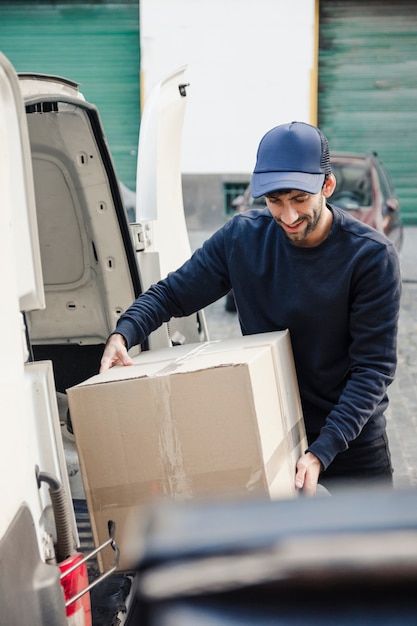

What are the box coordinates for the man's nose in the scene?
[280,204,299,225]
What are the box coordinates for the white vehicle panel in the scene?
[0,55,44,313]
[136,66,193,278]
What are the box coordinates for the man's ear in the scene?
[323,173,337,198]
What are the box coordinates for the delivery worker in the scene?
[100,121,401,496]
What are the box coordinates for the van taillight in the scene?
[59,552,92,626]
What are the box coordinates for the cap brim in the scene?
[250,171,325,198]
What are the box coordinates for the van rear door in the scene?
[19,67,207,395]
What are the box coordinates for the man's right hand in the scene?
[100,333,133,373]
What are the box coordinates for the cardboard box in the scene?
[67,331,307,571]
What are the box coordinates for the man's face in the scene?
[265,189,328,247]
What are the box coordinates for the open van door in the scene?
[134,66,209,348]
[19,66,207,398]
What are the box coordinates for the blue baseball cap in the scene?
[250,121,332,198]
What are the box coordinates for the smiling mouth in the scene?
[281,220,305,232]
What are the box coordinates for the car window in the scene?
[373,159,394,202]
[331,162,372,208]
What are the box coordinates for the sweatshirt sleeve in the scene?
[113,227,233,349]
[306,240,402,469]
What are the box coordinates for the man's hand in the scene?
[295,451,322,496]
[100,333,133,373]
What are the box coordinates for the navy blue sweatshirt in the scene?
[115,205,401,470]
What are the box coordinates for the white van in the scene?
[0,51,206,625]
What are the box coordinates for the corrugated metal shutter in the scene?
[0,1,139,190]
[319,0,417,224]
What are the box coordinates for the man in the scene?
[100,121,401,495]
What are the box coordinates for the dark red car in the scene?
[330,152,403,254]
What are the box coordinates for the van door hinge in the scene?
[129,222,146,252]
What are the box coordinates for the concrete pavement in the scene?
[189,227,417,490]
[385,227,417,488]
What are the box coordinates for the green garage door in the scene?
[319,0,417,224]
[0,0,140,190]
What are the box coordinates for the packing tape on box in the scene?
[288,421,305,451]
[148,376,194,498]
[155,341,222,377]
[264,421,305,485]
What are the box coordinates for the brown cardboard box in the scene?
[67,330,306,571]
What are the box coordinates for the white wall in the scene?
[140,0,316,175]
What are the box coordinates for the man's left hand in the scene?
[295,452,322,496]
